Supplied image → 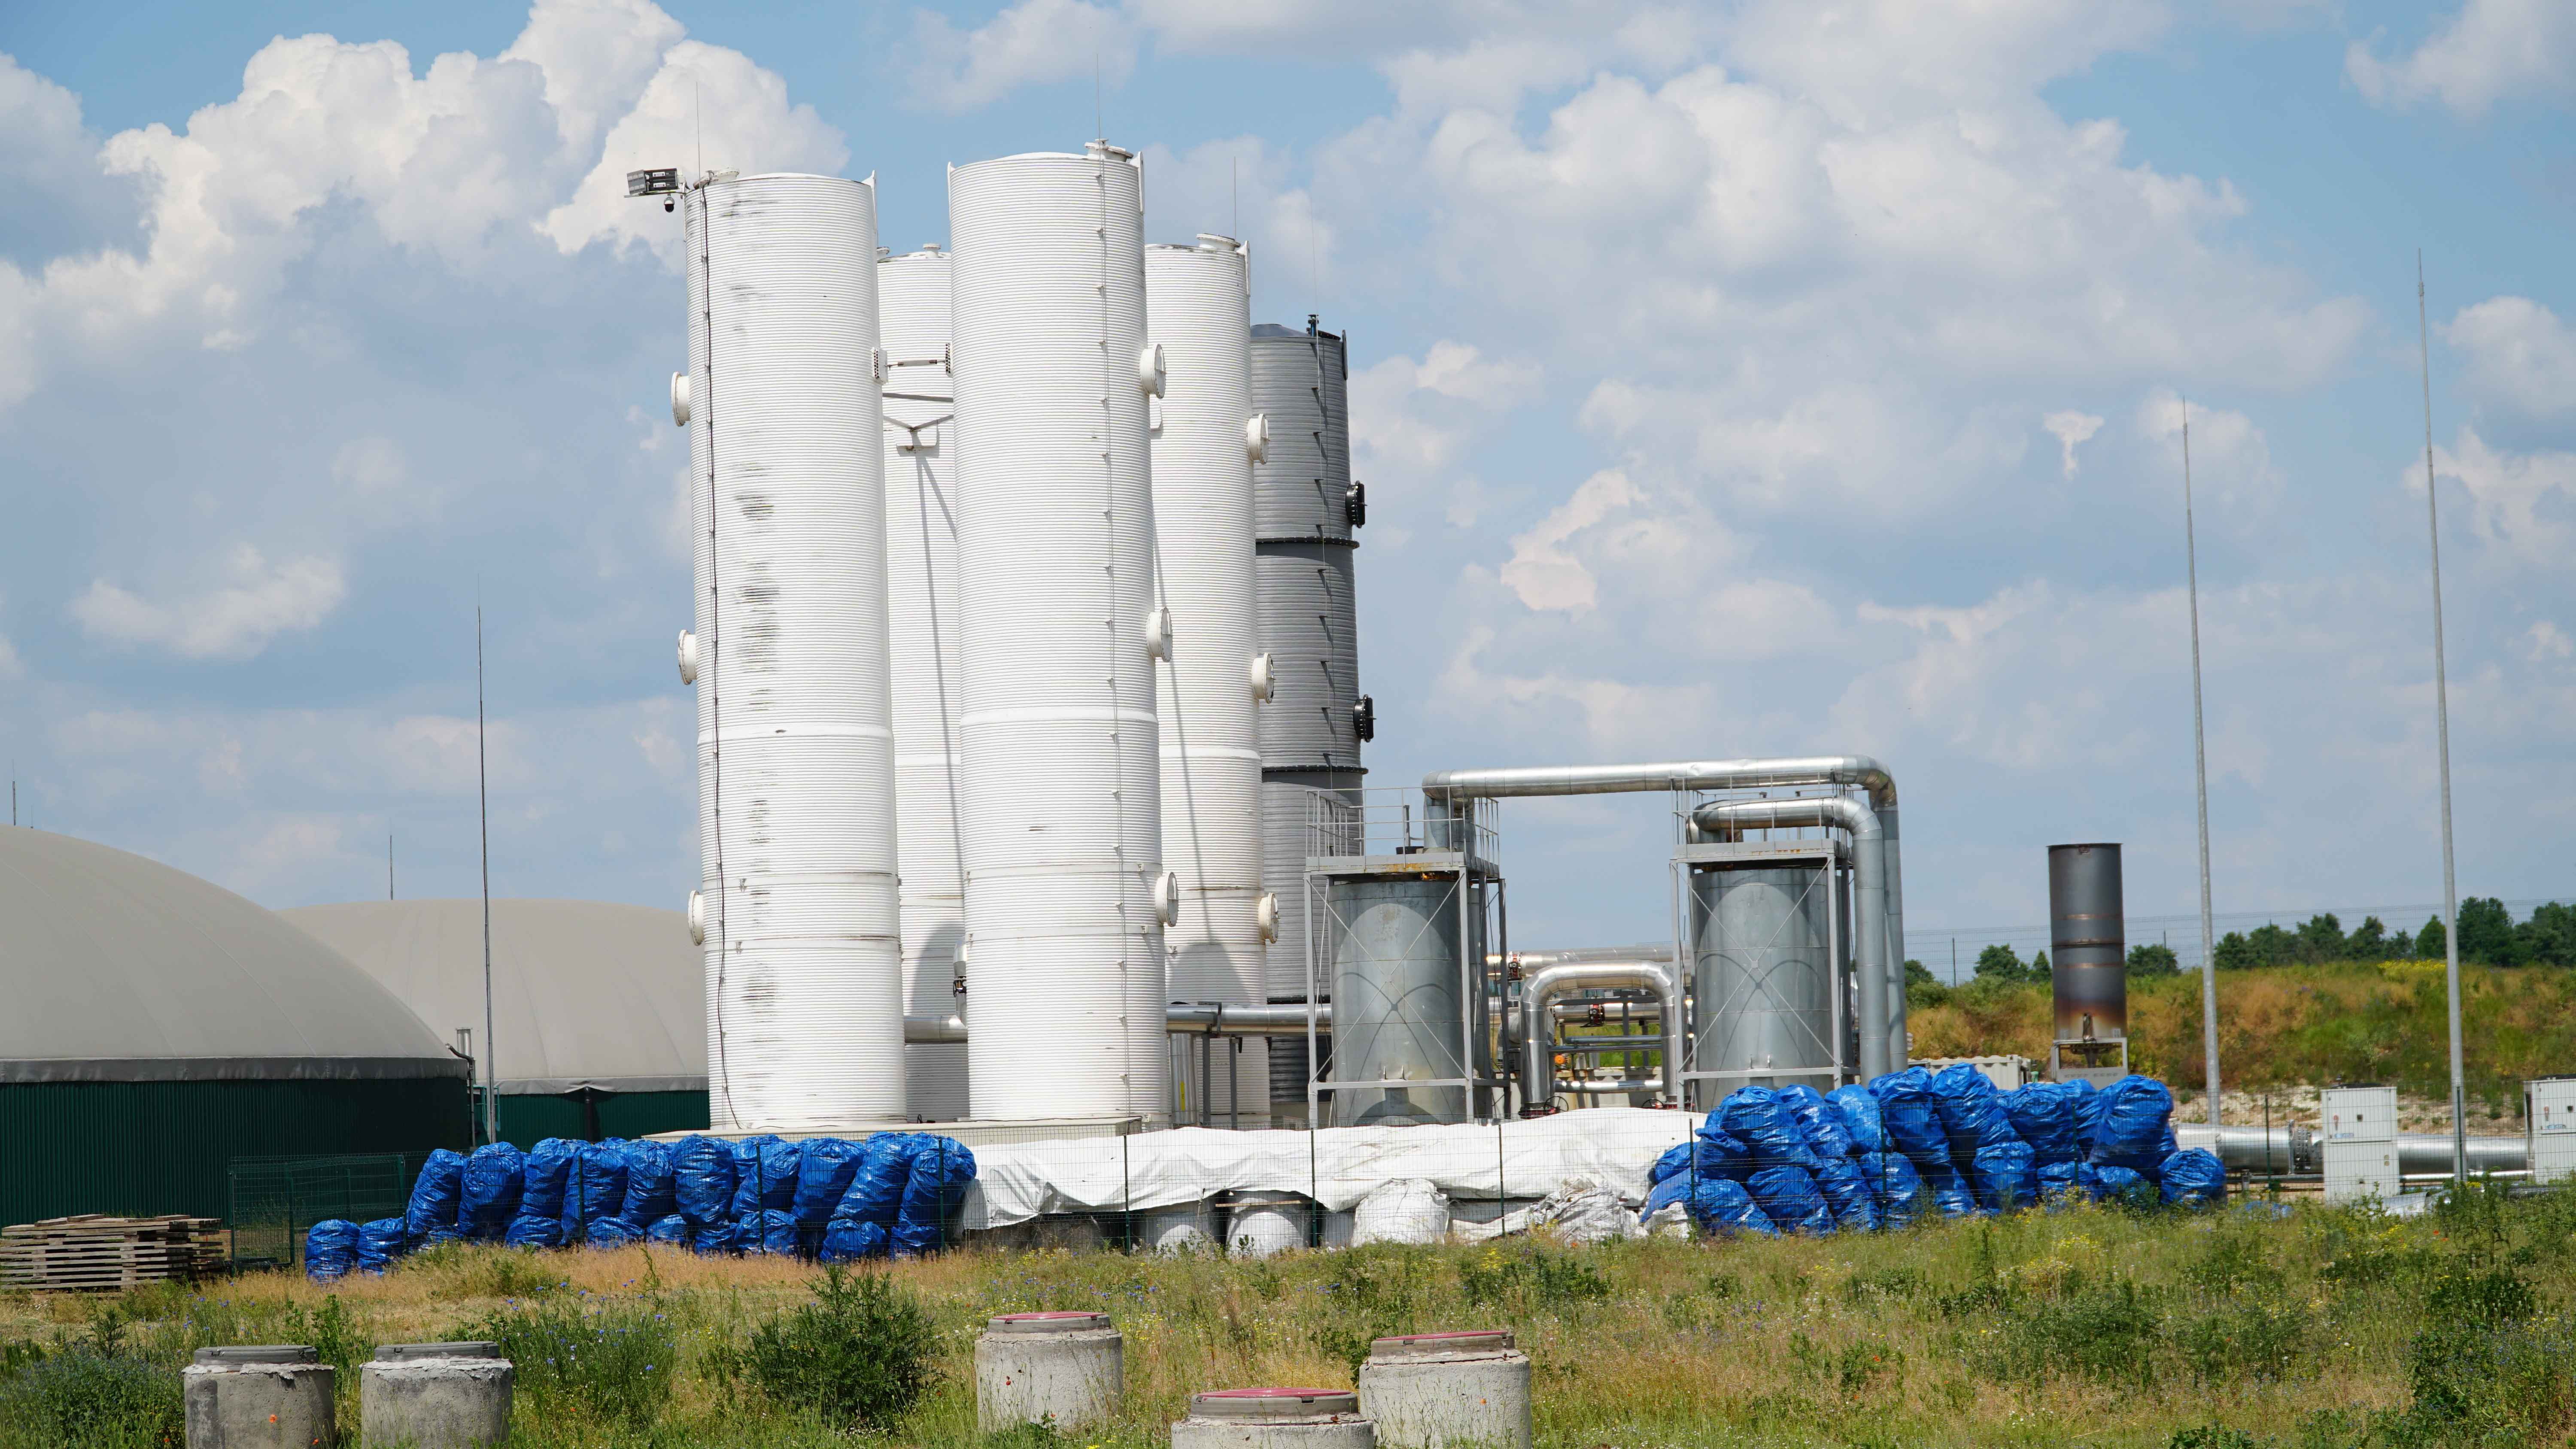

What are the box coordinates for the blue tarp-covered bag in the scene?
[1916,1155,1978,1219]
[1868,1067,1950,1163]
[645,1213,690,1246]
[672,1136,736,1223]
[1781,1085,1856,1160]
[459,1142,526,1239]
[1857,1151,1925,1226]
[1746,1165,1836,1235]
[730,1135,797,1218]
[2069,1078,2105,1153]
[793,1138,866,1225]
[586,1216,644,1247]
[820,1219,891,1262]
[834,1134,915,1226]
[2161,1148,2226,1209]
[519,1138,578,1222]
[306,1219,359,1281]
[406,1149,466,1241]
[1649,1142,1692,1185]
[895,1137,977,1257]
[1688,1178,1777,1238]
[1643,1173,1692,1219]
[741,1208,800,1256]
[2038,1160,2084,1205]
[1972,1141,2040,1213]
[690,1220,736,1255]
[1720,1087,1822,1170]
[2002,1083,2079,1166]
[1929,1064,2021,1155]
[1828,1085,1887,1155]
[2090,1164,2157,1208]
[563,1141,629,1238]
[620,1140,678,1227]
[2087,1076,2175,1171]
[1691,1132,1752,1182]
[1811,1156,1883,1232]
[504,1215,562,1249]
[356,1217,405,1274]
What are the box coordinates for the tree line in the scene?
[1909,899,2575,987]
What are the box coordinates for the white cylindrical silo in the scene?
[1146,237,1267,1126]
[950,144,1168,1124]
[687,172,904,1129]
[881,246,968,1124]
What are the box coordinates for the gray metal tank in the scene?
[1328,875,1485,1126]
[1691,866,1835,1089]
[2048,843,2125,1042]
[1250,323,1353,543]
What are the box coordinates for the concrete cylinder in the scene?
[1357,1331,1532,1449]
[975,1311,1123,1433]
[1141,1200,1218,1254]
[183,1346,333,1449]
[1173,1388,1375,1448]
[359,1342,512,1449]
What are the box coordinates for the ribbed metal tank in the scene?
[1249,324,1351,542]
[950,144,1168,1124]
[1261,781,1357,1000]
[1327,876,1485,1126]
[1255,545,1362,773]
[1148,238,1267,1123]
[1690,867,1835,1090]
[2048,843,2125,1041]
[687,172,903,1129]
[881,247,967,1123]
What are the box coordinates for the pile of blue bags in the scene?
[1641,1070,2226,1239]
[311,1132,976,1278]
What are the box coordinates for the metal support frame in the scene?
[1671,834,1853,1109]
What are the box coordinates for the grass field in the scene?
[7,1179,2574,1449]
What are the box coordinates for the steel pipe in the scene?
[1164,1003,1334,1036]
[1517,961,1682,1115]
[904,1014,969,1044]
[2174,1124,2526,1176]
[1691,797,1890,1079]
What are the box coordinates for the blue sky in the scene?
[1,0,2569,964]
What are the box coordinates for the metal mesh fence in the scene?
[228,1152,427,1271]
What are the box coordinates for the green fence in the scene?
[227,1153,427,1271]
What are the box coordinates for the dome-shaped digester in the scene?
[881,247,969,1123]
[1147,238,1267,1126]
[685,172,902,1130]
[0,830,466,1225]
[279,899,706,1143]
[950,143,1168,1123]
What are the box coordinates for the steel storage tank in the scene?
[2048,843,2125,1042]
[1252,322,1361,1125]
[1327,876,1487,1126]
[1148,238,1269,1125]
[685,172,903,1130]
[1690,868,1835,1090]
[950,143,1169,1124]
[881,246,968,1123]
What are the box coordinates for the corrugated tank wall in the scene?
[1146,238,1267,1124]
[881,248,969,1124]
[687,172,904,1131]
[950,144,1169,1124]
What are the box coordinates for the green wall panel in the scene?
[493,1090,709,1148]
[0,1078,471,1228]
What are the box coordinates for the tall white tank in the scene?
[685,172,904,1130]
[1146,237,1268,1125]
[880,246,968,1123]
[950,144,1168,1124]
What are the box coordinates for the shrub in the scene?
[471,1291,676,1430]
[0,1346,182,1449]
[735,1266,935,1431]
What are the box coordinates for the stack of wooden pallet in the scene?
[0,1215,225,1291]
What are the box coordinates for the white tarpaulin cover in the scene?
[960,1109,1697,1229]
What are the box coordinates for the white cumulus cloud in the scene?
[902,0,1135,114]
[70,547,347,660]
[2348,0,2576,116]
[2445,296,2576,420]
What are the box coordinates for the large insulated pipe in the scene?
[685,172,903,1129]
[1422,757,1905,1075]
[1148,236,1268,1125]
[951,142,1168,1123]
[1691,797,1888,1079]
[2172,1124,2527,1176]
[881,245,969,1125]
[910,1004,1330,1043]
[2048,844,2125,1044]
[1516,961,1682,1115]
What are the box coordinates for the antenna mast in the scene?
[2420,253,2466,1184]
[477,598,497,1148]
[2183,399,2221,1126]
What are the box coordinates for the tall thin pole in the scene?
[388,835,395,900]
[2183,399,2221,1127]
[477,601,497,1148]
[2420,252,2467,1182]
